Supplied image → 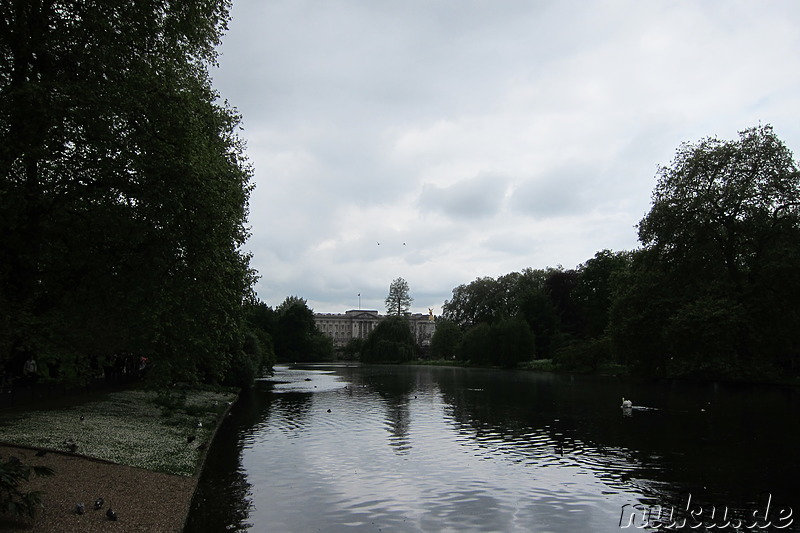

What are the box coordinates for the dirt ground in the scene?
[0,445,197,533]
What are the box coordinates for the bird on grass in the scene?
[106,508,118,521]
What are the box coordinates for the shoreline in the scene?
[0,444,197,532]
[0,388,238,532]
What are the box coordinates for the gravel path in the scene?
[0,445,197,532]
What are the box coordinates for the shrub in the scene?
[0,456,55,519]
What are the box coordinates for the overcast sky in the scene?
[211,0,800,315]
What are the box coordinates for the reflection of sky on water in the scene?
[193,364,800,533]
[241,366,652,532]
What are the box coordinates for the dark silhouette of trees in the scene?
[438,125,800,381]
[430,319,462,360]
[362,315,414,363]
[611,125,800,378]
[273,297,333,362]
[1,1,255,386]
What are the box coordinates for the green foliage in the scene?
[611,125,800,379]
[573,250,630,338]
[222,332,264,388]
[518,284,559,359]
[0,456,54,519]
[385,277,413,316]
[362,316,414,363]
[0,0,255,386]
[342,338,365,360]
[308,333,335,362]
[454,319,533,367]
[435,125,800,382]
[456,323,492,365]
[554,337,613,373]
[273,296,331,362]
[490,317,535,367]
[430,319,462,360]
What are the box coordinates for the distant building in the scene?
[314,309,436,348]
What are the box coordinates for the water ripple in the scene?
[216,365,790,533]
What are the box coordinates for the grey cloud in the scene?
[509,166,595,219]
[418,173,509,220]
[216,0,800,314]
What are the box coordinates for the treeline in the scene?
[432,253,623,368]
[433,125,800,381]
[246,297,333,364]
[0,2,262,388]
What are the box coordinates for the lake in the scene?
[185,364,799,532]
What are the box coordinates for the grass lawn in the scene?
[0,387,237,476]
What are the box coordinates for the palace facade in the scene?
[314,309,436,348]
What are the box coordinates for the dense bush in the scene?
[0,456,54,519]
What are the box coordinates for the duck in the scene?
[106,508,118,521]
[94,497,104,510]
[621,398,633,408]
[75,503,85,515]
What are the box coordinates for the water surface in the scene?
[186,364,799,532]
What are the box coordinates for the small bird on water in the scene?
[94,497,104,510]
[75,503,85,515]
[106,508,118,521]
[621,397,633,408]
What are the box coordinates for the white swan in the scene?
[621,397,633,408]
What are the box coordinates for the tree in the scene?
[430,319,462,360]
[385,277,413,316]
[442,276,510,328]
[274,297,315,362]
[638,124,799,295]
[456,323,492,365]
[362,315,414,363]
[573,250,630,339]
[490,317,535,367]
[614,125,800,377]
[0,1,255,386]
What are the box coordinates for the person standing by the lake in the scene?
[23,355,38,383]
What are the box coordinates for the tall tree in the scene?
[638,124,799,295]
[385,277,413,316]
[0,1,255,385]
[615,125,800,377]
[273,296,332,362]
